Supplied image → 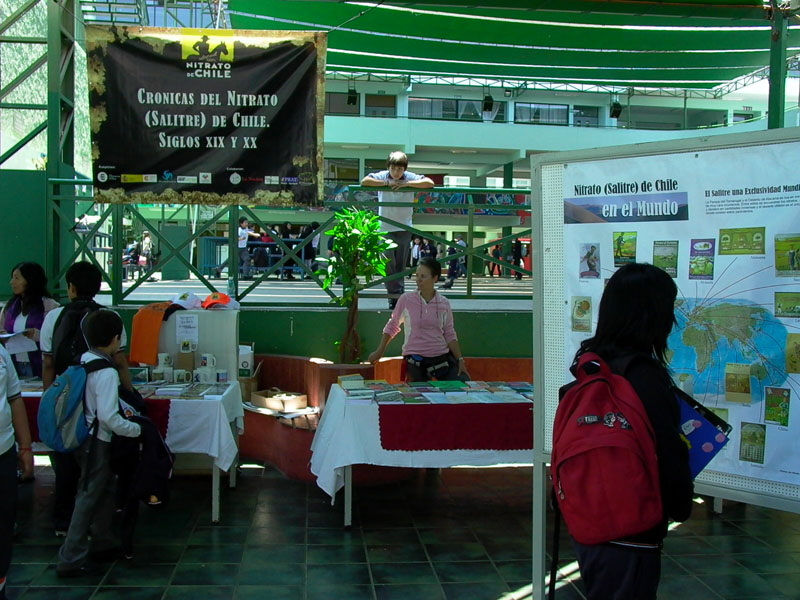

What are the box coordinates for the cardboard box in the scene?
[278,413,319,430]
[238,360,262,404]
[252,388,308,411]
[176,351,195,371]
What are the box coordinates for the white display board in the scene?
[531,128,800,516]
[157,309,239,381]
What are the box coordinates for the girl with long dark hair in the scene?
[566,263,693,599]
[0,262,60,378]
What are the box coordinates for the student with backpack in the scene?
[551,263,693,600]
[40,261,134,536]
[0,343,33,600]
[55,309,141,577]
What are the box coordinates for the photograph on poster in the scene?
[709,407,729,424]
[719,227,765,255]
[739,422,766,464]
[653,240,678,277]
[688,238,715,280]
[724,363,752,404]
[775,233,800,276]
[579,243,600,278]
[787,334,800,373]
[570,296,592,332]
[764,387,790,427]
[612,231,636,266]
[775,292,800,318]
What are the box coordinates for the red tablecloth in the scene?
[377,403,533,451]
[24,396,171,444]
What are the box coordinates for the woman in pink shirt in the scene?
[368,258,469,382]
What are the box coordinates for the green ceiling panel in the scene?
[330,1,767,20]
[229,0,798,90]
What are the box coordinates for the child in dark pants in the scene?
[41,261,136,537]
[56,310,141,577]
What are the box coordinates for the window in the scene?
[409,97,457,120]
[324,158,359,182]
[365,94,396,117]
[515,102,568,125]
[325,92,359,115]
[365,159,387,175]
[409,97,506,122]
[733,112,754,122]
[573,106,599,127]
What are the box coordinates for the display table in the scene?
[23,381,244,523]
[310,384,533,526]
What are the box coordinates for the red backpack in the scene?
[551,352,662,545]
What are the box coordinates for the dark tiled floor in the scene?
[7,463,800,599]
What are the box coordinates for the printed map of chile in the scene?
[669,295,790,402]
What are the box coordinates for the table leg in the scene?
[344,465,352,529]
[212,464,220,523]
[229,423,238,489]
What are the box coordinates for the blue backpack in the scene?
[38,359,114,452]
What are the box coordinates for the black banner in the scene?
[87,27,326,206]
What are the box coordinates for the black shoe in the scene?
[56,562,103,578]
[89,547,122,563]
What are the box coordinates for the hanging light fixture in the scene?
[482,92,494,112]
[347,80,358,106]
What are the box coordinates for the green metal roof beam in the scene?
[324,1,768,20]
[230,2,782,52]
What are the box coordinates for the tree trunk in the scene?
[339,291,361,363]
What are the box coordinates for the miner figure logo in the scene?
[190,35,228,62]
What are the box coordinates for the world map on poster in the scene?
[669,298,788,401]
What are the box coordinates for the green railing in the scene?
[46,179,532,306]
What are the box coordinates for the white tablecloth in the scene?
[310,385,533,499]
[163,381,244,471]
[25,381,244,472]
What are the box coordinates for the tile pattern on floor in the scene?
[7,463,800,599]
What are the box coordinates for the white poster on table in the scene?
[562,142,800,486]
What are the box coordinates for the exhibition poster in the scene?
[562,142,800,485]
[87,26,326,206]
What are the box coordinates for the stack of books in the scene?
[339,379,534,405]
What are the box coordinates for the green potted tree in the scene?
[317,206,396,363]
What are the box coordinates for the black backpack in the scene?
[112,415,174,503]
[51,299,103,375]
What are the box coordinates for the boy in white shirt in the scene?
[361,151,434,308]
[56,310,141,577]
[41,261,134,537]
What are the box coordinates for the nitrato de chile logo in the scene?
[182,30,234,79]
